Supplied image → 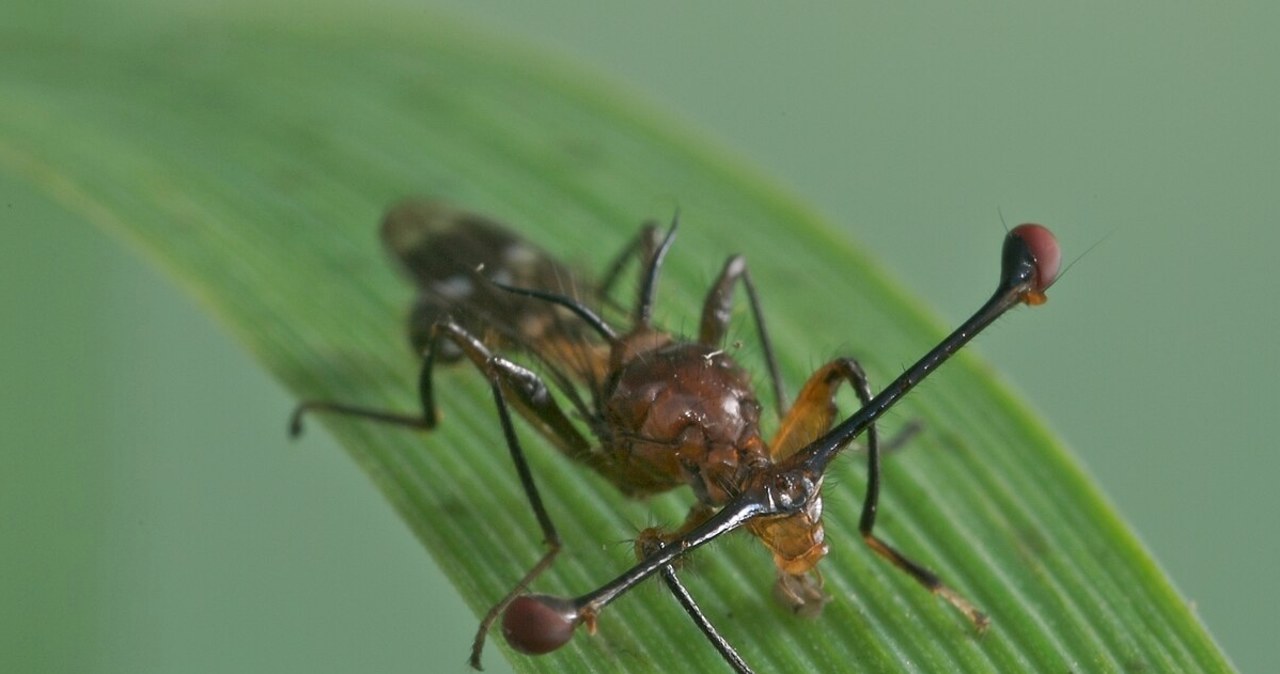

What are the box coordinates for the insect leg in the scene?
[770,359,870,461]
[838,360,989,631]
[468,374,561,670]
[698,255,787,416]
[657,566,754,674]
[414,321,603,667]
[879,419,924,453]
[289,320,602,667]
[596,221,661,305]
[635,506,754,674]
[632,503,716,566]
[291,321,596,465]
[762,358,883,614]
[633,219,679,327]
[415,320,603,667]
[643,540,754,674]
[770,359,920,460]
[420,321,598,467]
[289,396,432,436]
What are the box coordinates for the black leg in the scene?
[469,378,563,669]
[293,319,597,467]
[288,319,606,668]
[770,357,982,626]
[843,359,989,630]
[764,357,884,614]
[659,564,754,674]
[596,222,661,307]
[697,255,787,417]
[633,218,679,327]
[635,528,754,674]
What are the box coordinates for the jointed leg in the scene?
[832,360,988,630]
[698,255,787,417]
[636,506,754,674]
[469,378,562,669]
[632,503,716,564]
[289,319,599,668]
[293,319,594,463]
[771,358,876,461]
[658,556,754,674]
[596,222,661,307]
[771,358,983,627]
[765,358,883,614]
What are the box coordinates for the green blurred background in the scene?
[4,2,1275,672]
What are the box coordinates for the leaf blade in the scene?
[0,3,1232,673]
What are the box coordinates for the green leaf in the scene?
[1,2,1231,672]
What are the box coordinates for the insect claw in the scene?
[287,407,306,438]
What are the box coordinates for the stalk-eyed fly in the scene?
[291,200,1061,673]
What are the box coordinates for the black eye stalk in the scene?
[501,224,1061,662]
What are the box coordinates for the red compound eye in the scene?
[502,595,580,655]
[1009,223,1061,295]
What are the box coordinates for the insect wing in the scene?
[380,201,589,357]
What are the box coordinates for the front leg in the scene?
[289,319,597,668]
[759,358,884,615]
[635,504,755,674]
[771,357,986,629]
[292,318,596,465]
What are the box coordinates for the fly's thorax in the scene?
[602,337,769,504]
